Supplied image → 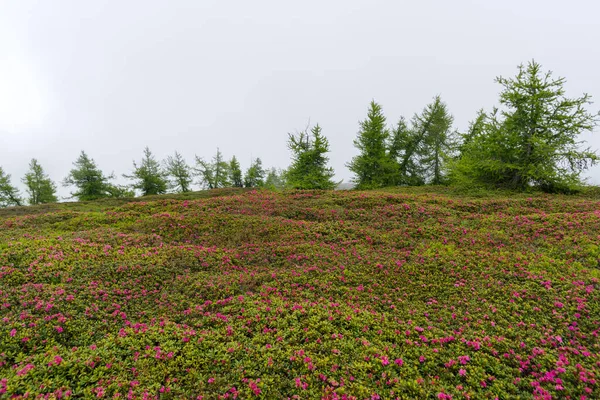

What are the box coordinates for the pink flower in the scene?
[381,356,389,365]
[208,377,215,384]
[17,364,34,376]
[9,329,16,337]
[394,358,404,366]
[459,369,466,376]
[55,326,63,333]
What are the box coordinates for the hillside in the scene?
[1,188,599,399]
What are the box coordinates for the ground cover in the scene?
[1,188,599,399]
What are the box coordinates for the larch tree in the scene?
[0,166,22,207]
[22,159,58,204]
[418,96,456,185]
[285,124,336,190]
[452,60,599,192]
[347,101,395,189]
[229,156,244,188]
[63,151,120,201]
[124,147,169,196]
[164,151,193,193]
[194,148,230,189]
[244,157,265,188]
[457,109,487,157]
[388,116,426,186]
[265,167,287,190]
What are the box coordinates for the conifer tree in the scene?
[388,117,425,186]
[124,147,169,196]
[63,151,119,201]
[194,148,230,189]
[0,166,22,207]
[229,156,244,188]
[418,96,456,185]
[22,159,58,204]
[458,109,486,157]
[452,60,599,192]
[212,148,230,188]
[164,151,192,193]
[265,167,287,190]
[285,124,336,190]
[244,157,265,188]
[347,101,395,189]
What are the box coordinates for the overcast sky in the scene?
[1,0,599,198]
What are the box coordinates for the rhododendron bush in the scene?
[1,188,599,399]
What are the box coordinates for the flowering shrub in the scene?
[0,188,599,399]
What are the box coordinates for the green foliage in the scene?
[389,97,456,186]
[124,147,169,196]
[22,159,58,205]
[63,151,119,201]
[285,124,336,190]
[389,116,426,186]
[458,109,486,156]
[417,96,457,185]
[452,60,599,193]
[229,156,244,188]
[347,101,395,189]
[164,151,192,193]
[194,148,230,189]
[244,157,265,188]
[0,166,22,207]
[264,167,287,190]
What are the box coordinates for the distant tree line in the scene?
[0,60,598,206]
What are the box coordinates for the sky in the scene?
[1,0,599,199]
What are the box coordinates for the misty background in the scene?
[1,0,599,198]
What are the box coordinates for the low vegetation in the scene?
[1,188,599,398]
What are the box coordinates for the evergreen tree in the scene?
[124,147,169,196]
[458,109,486,157]
[418,96,456,185]
[265,167,287,190]
[0,166,22,207]
[164,151,192,193]
[452,60,599,192]
[194,157,215,189]
[22,159,58,204]
[212,148,230,188]
[229,156,244,188]
[194,148,230,189]
[388,117,425,186]
[285,124,336,190]
[244,157,265,188]
[347,101,395,189]
[63,151,118,201]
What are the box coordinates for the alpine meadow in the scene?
[1,10,600,397]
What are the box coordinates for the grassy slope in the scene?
[0,188,599,399]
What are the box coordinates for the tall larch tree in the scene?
[418,96,456,185]
[164,151,192,193]
[347,101,395,189]
[22,159,58,204]
[229,156,244,188]
[194,148,230,189]
[388,116,425,186]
